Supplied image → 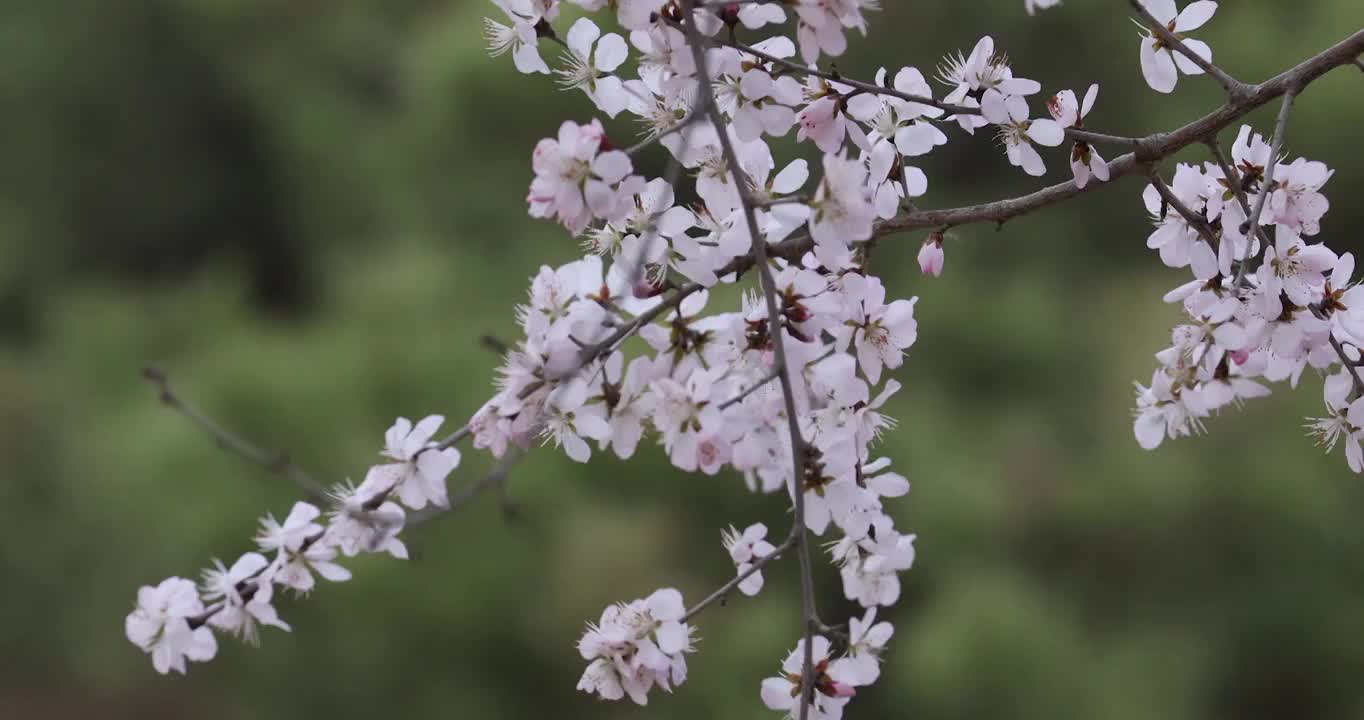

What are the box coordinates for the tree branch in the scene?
[142,366,330,502]
[680,5,818,719]
[680,527,799,623]
[857,29,1362,240]
[1146,170,1218,246]
[1233,88,1296,285]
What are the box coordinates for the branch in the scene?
[142,366,330,502]
[624,107,706,156]
[701,33,1147,149]
[1238,88,1296,240]
[1329,334,1364,397]
[717,36,977,117]
[1205,136,1271,285]
[1233,88,1296,286]
[858,29,1362,240]
[680,527,799,623]
[720,347,835,410]
[680,6,818,719]
[1146,170,1218,246]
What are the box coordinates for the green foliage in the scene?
[2,1,1363,718]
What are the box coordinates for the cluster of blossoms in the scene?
[126,416,461,673]
[127,1,1362,719]
[1132,124,1350,467]
[576,588,695,703]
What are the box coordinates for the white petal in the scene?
[1140,40,1178,93]
[1173,39,1212,75]
[1174,1,1218,31]
[1027,118,1065,147]
[593,33,628,72]
[565,18,600,59]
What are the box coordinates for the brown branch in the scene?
[1146,170,1218,246]
[1205,137,1271,284]
[680,527,798,623]
[680,5,818,719]
[717,36,977,117]
[856,29,1362,240]
[1233,88,1296,285]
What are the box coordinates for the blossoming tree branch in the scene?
[127,1,1364,718]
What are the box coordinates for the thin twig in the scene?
[1232,88,1295,286]
[710,35,978,116]
[1330,335,1364,396]
[624,109,706,156]
[680,528,798,623]
[1147,170,1218,246]
[861,29,1362,239]
[142,366,330,501]
[720,347,837,411]
[680,6,817,719]
[1239,88,1296,234]
[1205,137,1271,282]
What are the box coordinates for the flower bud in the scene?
[918,233,945,277]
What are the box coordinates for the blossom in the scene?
[273,537,352,594]
[595,353,659,460]
[1142,163,1218,277]
[651,367,726,472]
[1270,157,1332,235]
[125,577,219,674]
[808,153,876,270]
[865,140,926,220]
[722,523,778,596]
[797,87,867,154]
[722,40,804,141]
[983,92,1065,177]
[760,636,861,720]
[845,608,893,684]
[556,18,630,117]
[200,552,290,645]
[254,502,351,592]
[843,273,918,385]
[529,119,644,235]
[1256,226,1335,308]
[1136,0,1218,93]
[1026,0,1062,14]
[1308,370,1363,472]
[326,481,409,559]
[1048,84,1110,188]
[793,1,875,64]
[577,588,695,704]
[1133,368,1209,450]
[938,36,1041,106]
[367,415,462,510]
[256,501,325,553]
[844,67,945,155]
[918,233,944,277]
[483,0,554,74]
[543,378,612,462]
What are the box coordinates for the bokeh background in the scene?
[3,1,1363,718]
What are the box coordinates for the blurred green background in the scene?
[2,1,1363,718]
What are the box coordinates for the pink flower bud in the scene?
[918,234,945,277]
[829,682,858,698]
